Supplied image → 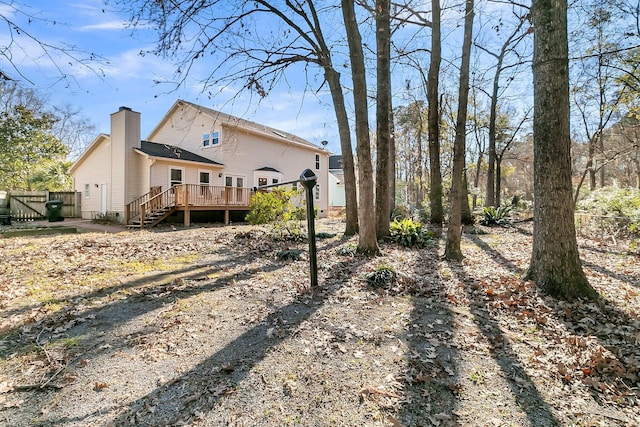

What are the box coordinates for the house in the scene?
[328,155,346,217]
[70,100,330,227]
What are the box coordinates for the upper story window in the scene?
[203,131,220,147]
[315,154,320,170]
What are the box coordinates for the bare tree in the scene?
[475,13,530,207]
[342,0,379,254]
[428,0,443,225]
[0,1,105,87]
[375,0,392,239]
[525,0,596,300]
[445,0,474,260]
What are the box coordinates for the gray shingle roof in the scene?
[137,141,223,165]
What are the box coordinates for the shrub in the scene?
[577,186,640,250]
[389,218,433,248]
[366,264,397,289]
[479,205,512,226]
[246,188,306,240]
[577,186,640,218]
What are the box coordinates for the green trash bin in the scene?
[45,200,64,222]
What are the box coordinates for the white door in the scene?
[100,184,108,215]
[225,175,244,204]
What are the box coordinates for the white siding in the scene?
[73,138,111,219]
[149,103,330,216]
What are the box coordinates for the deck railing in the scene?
[125,186,162,224]
[173,184,252,207]
[128,184,253,226]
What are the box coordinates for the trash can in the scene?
[45,200,64,222]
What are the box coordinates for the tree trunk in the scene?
[324,67,359,236]
[445,0,474,261]
[341,0,379,254]
[428,0,443,225]
[526,0,596,300]
[462,169,473,225]
[375,0,392,239]
[496,155,502,207]
[389,108,396,215]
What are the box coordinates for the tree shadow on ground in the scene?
[17,232,360,425]
[468,229,640,422]
[447,257,560,426]
[465,233,526,276]
[1,235,346,425]
[582,260,640,287]
[86,256,368,426]
[396,242,460,426]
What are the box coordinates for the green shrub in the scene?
[577,186,640,218]
[577,186,640,251]
[479,205,512,226]
[389,218,433,248]
[246,188,308,241]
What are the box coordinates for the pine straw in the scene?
[0,220,639,426]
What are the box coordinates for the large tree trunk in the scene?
[341,0,379,254]
[526,0,596,300]
[428,0,443,225]
[375,0,392,239]
[324,67,359,236]
[445,0,474,260]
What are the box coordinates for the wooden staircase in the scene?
[125,186,176,229]
[127,205,176,228]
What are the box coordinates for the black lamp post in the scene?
[299,168,318,288]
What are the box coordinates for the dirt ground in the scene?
[0,219,639,426]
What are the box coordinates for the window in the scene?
[272,178,279,184]
[315,154,320,170]
[199,171,211,197]
[84,183,90,198]
[203,131,220,147]
[258,177,268,187]
[314,184,320,201]
[199,171,210,185]
[170,168,183,187]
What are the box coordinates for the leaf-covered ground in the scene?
[0,220,639,426]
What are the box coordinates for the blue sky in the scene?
[0,0,342,153]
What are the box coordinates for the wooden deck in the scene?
[125,184,252,228]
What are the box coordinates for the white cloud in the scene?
[79,20,130,31]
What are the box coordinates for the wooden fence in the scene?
[7,191,81,221]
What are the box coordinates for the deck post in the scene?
[184,185,191,226]
[224,187,230,224]
[140,204,146,229]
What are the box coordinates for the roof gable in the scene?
[69,133,110,173]
[148,99,328,154]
